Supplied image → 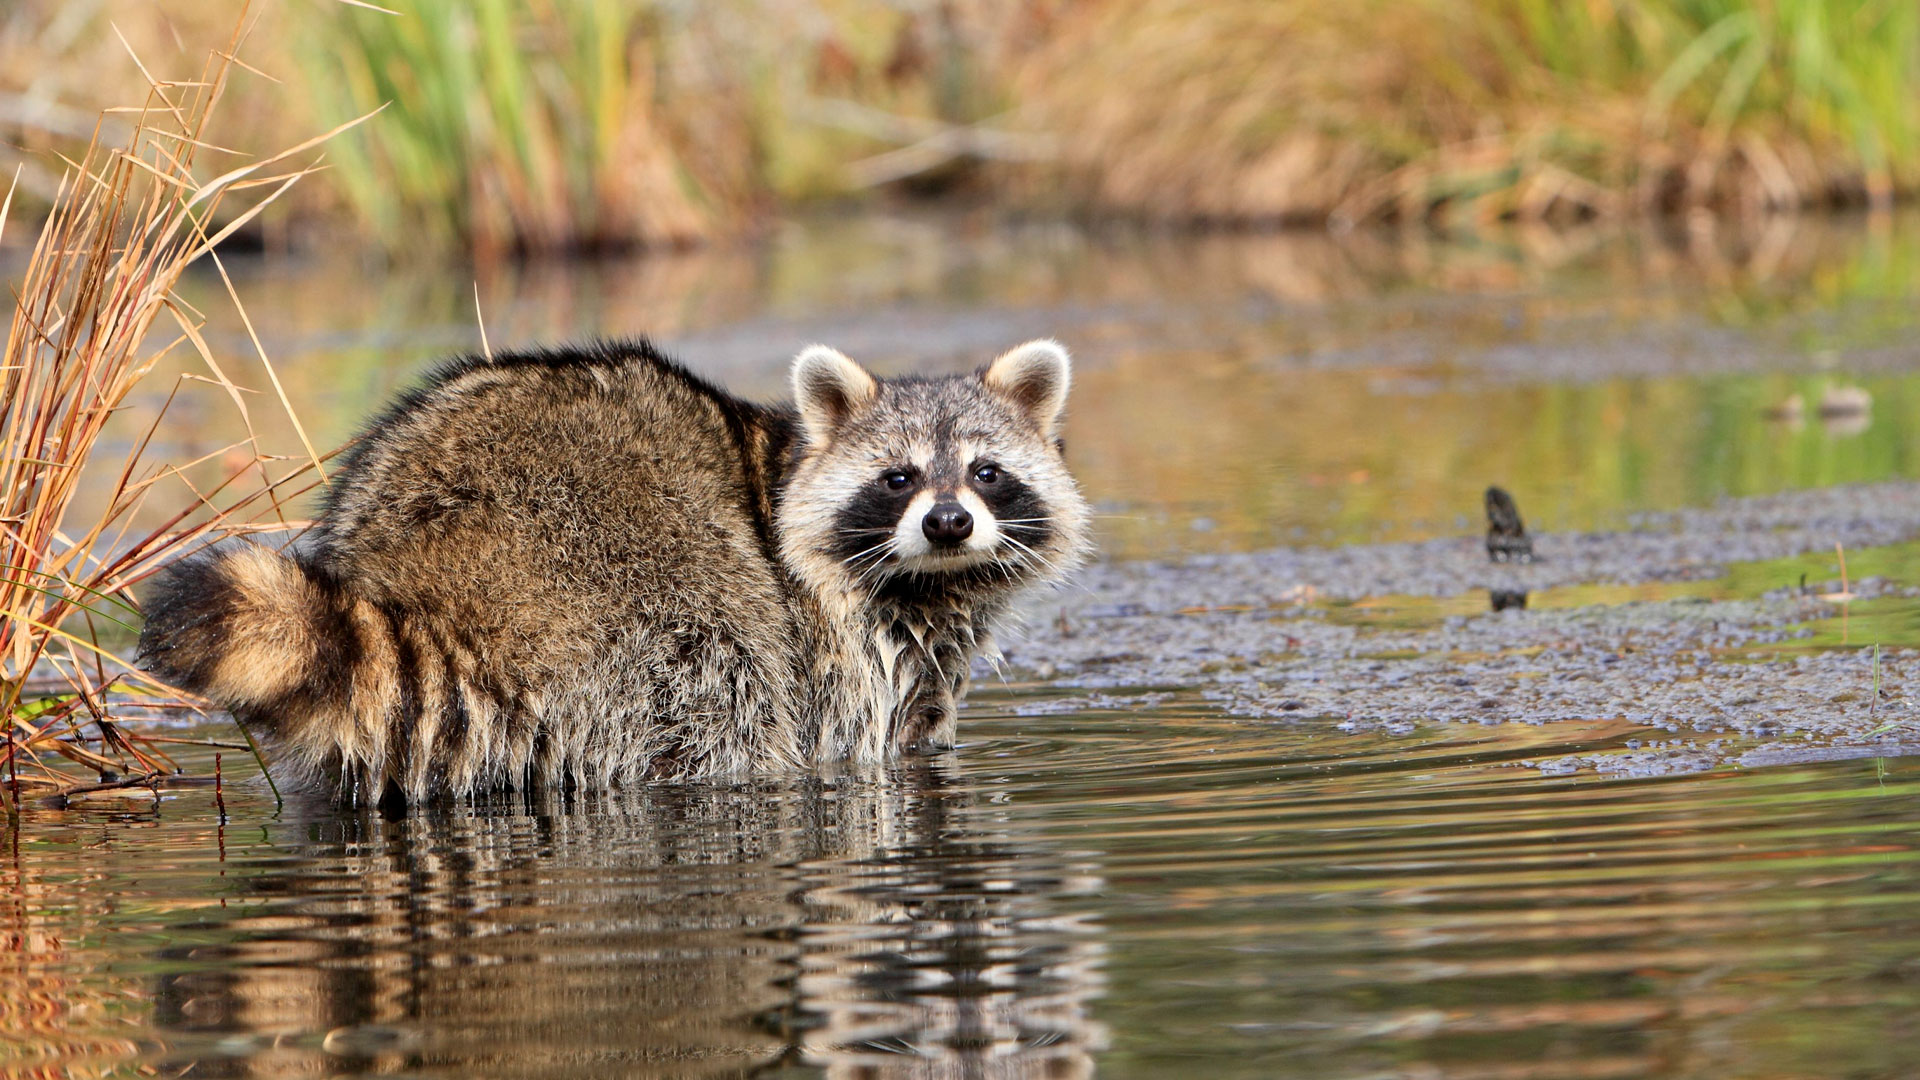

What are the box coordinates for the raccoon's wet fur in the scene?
[137,338,1092,802]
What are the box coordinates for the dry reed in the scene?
[0,2,369,815]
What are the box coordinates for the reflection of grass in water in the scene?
[1073,221,1920,557]
[1496,372,1920,526]
[1718,540,1920,597]
[96,216,1920,559]
[1090,362,1920,556]
[1322,540,1920,649]
[1755,598,1920,654]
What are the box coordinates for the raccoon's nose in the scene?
[922,502,974,545]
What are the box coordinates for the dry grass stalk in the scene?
[0,2,370,816]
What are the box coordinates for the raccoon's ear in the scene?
[792,344,879,444]
[983,339,1071,438]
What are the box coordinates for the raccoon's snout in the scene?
[922,502,974,545]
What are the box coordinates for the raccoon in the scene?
[136,338,1092,802]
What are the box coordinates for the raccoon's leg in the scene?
[895,663,963,751]
[925,633,982,750]
[885,688,951,754]
[910,691,959,751]
[918,667,971,750]
[897,630,987,752]
[552,619,812,785]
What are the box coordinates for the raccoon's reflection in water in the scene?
[156,763,1107,1079]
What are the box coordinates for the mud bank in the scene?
[996,481,1920,777]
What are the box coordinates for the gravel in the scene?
[992,481,1920,778]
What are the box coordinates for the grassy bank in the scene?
[2,1,1918,248]
[1022,0,1920,226]
[293,0,712,257]
[287,0,1043,255]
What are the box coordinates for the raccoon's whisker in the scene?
[996,533,1061,578]
[990,534,1036,572]
[848,562,888,587]
[854,560,898,604]
[839,532,899,568]
[846,538,901,592]
[841,539,897,567]
[849,559,895,593]
[998,530,1045,556]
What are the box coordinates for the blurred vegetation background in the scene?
[1,0,1916,257]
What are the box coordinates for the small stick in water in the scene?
[214,753,227,821]
[1485,486,1533,563]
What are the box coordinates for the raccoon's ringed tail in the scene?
[206,546,330,701]
[137,544,386,779]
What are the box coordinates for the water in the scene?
[116,210,1920,557]
[13,212,1920,1076]
[6,705,1918,1077]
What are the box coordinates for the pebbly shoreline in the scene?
[996,481,1920,778]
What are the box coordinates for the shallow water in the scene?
[106,209,1920,557]
[14,213,1920,1076]
[6,702,1919,1078]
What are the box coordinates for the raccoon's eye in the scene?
[881,470,913,491]
[972,464,1002,485]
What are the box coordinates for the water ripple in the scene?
[3,699,1918,1078]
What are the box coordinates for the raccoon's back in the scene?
[146,341,818,799]
[322,341,793,600]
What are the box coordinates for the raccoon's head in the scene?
[778,340,1093,605]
